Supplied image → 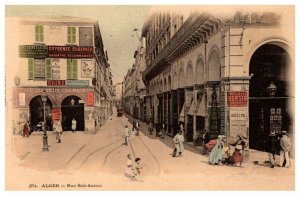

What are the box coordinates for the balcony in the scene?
[142,14,210,82]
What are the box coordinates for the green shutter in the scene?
[67,27,71,43]
[73,59,77,79]
[72,27,76,43]
[28,59,34,79]
[45,59,52,79]
[67,59,71,79]
[40,25,44,42]
[35,25,39,42]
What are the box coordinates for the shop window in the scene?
[35,24,44,42]
[67,59,78,79]
[67,27,76,44]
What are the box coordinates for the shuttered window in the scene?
[35,24,44,42]
[67,59,78,79]
[45,59,52,79]
[67,27,76,44]
[28,59,34,79]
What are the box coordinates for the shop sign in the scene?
[19,45,48,58]
[229,107,248,137]
[66,80,89,86]
[16,87,93,94]
[87,92,94,106]
[51,58,61,79]
[227,91,247,107]
[47,80,65,86]
[19,45,94,59]
[52,108,61,121]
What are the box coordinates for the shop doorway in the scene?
[249,43,292,151]
[61,95,85,131]
[29,95,53,132]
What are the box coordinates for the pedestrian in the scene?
[132,118,137,132]
[202,129,210,155]
[279,131,291,168]
[71,118,77,132]
[55,120,63,143]
[173,130,185,157]
[159,123,165,139]
[132,157,143,182]
[155,119,160,137]
[208,135,225,165]
[123,125,130,146]
[125,154,133,178]
[148,120,153,135]
[22,121,30,137]
[266,131,278,168]
[135,119,140,136]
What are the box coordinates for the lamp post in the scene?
[267,82,277,97]
[41,90,49,151]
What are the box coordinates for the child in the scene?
[131,158,143,182]
[125,154,133,177]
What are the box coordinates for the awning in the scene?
[196,96,205,117]
[179,102,185,122]
[187,99,195,115]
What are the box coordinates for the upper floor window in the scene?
[67,59,78,79]
[67,27,76,44]
[28,58,52,80]
[35,24,44,42]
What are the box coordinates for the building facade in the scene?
[142,10,294,155]
[10,17,113,133]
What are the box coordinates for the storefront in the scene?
[13,87,95,132]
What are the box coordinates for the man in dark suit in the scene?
[202,129,210,155]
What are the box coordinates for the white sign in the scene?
[19,93,25,106]
[81,60,94,77]
[51,58,61,80]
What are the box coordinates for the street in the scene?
[6,108,294,190]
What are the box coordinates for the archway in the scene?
[61,95,85,131]
[186,62,194,86]
[29,95,53,132]
[196,58,205,84]
[208,50,221,81]
[249,43,292,151]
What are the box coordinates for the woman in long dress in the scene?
[208,135,225,165]
[173,130,185,157]
[55,120,63,143]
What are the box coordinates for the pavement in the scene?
[5,109,295,190]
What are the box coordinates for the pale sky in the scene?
[6,5,150,84]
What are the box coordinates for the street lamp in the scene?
[267,82,277,97]
[41,90,49,151]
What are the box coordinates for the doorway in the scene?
[61,95,85,131]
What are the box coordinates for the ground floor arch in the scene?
[29,95,53,132]
[248,42,292,151]
[61,95,85,131]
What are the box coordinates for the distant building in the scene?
[9,16,113,133]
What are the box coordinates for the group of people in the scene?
[201,129,249,166]
[123,119,140,146]
[267,130,291,168]
[125,154,143,182]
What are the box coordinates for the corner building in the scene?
[142,10,294,156]
[11,17,112,133]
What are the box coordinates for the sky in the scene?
[5,5,150,84]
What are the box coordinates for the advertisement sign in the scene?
[81,60,94,77]
[47,80,65,86]
[52,108,61,121]
[227,91,247,107]
[19,93,25,106]
[51,58,61,79]
[87,92,94,106]
[19,45,94,59]
[66,80,89,86]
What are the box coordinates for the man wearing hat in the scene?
[279,131,291,168]
[267,131,278,168]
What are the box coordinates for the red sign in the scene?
[47,80,65,86]
[227,91,247,107]
[52,108,61,121]
[48,46,94,58]
[87,92,94,106]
